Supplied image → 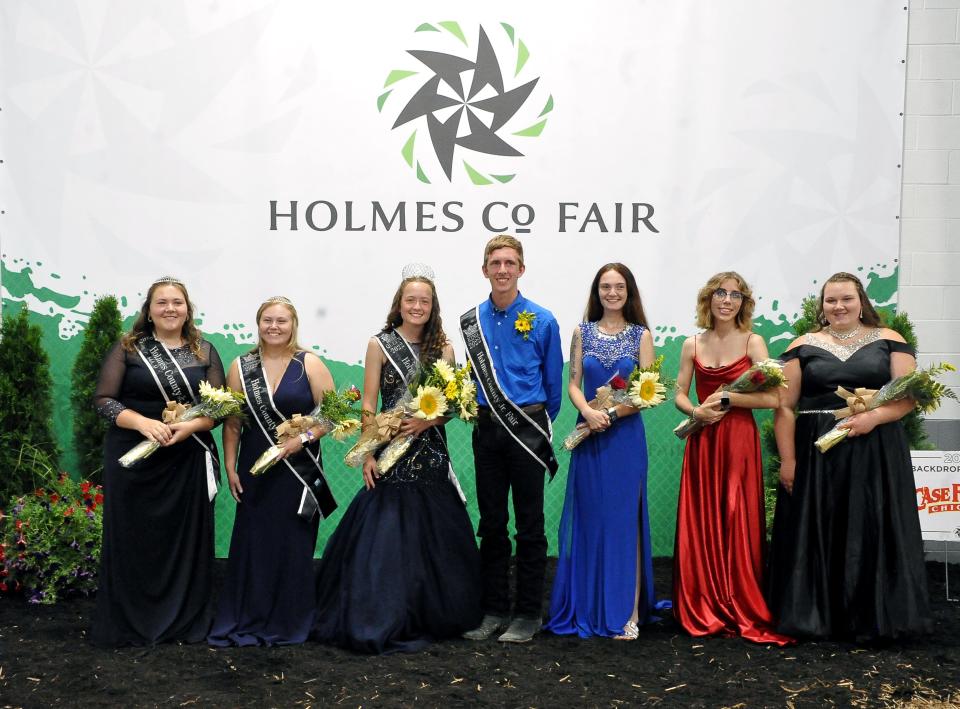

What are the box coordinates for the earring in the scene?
[859,310,863,320]
[148,315,153,323]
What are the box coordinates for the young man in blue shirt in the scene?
[460,235,563,643]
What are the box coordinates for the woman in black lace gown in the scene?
[91,277,224,647]
[768,272,931,641]
[311,266,482,653]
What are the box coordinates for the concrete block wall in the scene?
[903,0,960,449]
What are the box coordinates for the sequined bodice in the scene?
[377,338,449,485]
[579,322,645,400]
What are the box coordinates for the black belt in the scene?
[478,403,545,415]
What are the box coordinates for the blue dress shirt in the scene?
[474,292,564,421]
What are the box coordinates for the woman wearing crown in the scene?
[91,277,225,647]
[310,264,482,654]
[208,296,337,647]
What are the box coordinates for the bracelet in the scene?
[606,407,619,423]
[299,432,310,445]
[305,429,317,442]
[691,406,699,421]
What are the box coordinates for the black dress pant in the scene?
[472,409,549,619]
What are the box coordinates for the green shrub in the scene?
[70,296,123,483]
[0,306,59,502]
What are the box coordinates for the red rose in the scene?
[49,494,59,504]
[64,507,74,517]
[346,386,362,402]
[80,482,92,494]
[610,375,628,390]
[749,370,765,385]
[95,493,104,505]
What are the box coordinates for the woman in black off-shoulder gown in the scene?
[767,273,931,641]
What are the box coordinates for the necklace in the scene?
[825,324,862,341]
[598,320,627,336]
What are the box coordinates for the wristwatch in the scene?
[606,407,619,423]
[720,392,731,411]
[299,429,316,445]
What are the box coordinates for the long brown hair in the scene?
[121,279,204,358]
[695,271,755,331]
[583,263,649,327]
[813,272,882,330]
[382,277,448,364]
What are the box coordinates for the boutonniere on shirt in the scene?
[514,310,536,340]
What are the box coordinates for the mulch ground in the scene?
[0,559,958,708]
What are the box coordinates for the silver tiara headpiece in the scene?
[263,295,293,305]
[153,275,184,286]
[401,263,435,281]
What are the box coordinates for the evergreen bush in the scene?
[70,296,122,483]
[0,306,60,502]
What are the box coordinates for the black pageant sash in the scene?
[239,352,337,521]
[376,330,419,386]
[135,336,220,499]
[460,307,558,477]
[376,330,468,502]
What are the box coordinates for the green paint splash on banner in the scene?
[0,258,901,558]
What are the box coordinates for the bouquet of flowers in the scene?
[563,356,671,451]
[119,381,246,468]
[249,385,364,476]
[375,361,477,473]
[673,358,788,440]
[815,362,957,453]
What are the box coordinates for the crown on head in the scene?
[263,295,293,305]
[153,276,184,286]
[401,263,435,281]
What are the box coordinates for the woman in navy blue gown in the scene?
[208,297,336,646]
[311,265,482,653]
[544,263,656,640]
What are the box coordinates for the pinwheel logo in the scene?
[377,22,554,185]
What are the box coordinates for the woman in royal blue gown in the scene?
[208,297,336,646]
[544,263,657,640]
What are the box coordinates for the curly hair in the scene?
[695,271,755,331]
[812,272,882,330]
[583,263,649,327]
[121,280,204,359]
[382,277,448,365]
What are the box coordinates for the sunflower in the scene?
[330,417,362,441]
[433,360,456,383]
[411,385,448,420]
[629,372,666,409]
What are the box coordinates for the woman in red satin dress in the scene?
[672,272,791,646]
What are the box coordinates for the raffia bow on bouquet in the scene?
[563,355,671,451]
[673,358,788,440]
[249,385,363,476]
[119,381,246,468]
[372,361,478,474]
[815,363,957,453]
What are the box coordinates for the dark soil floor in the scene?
[1,559,958,708]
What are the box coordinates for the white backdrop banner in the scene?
[0,1,908,355]
[0,1,909,554]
